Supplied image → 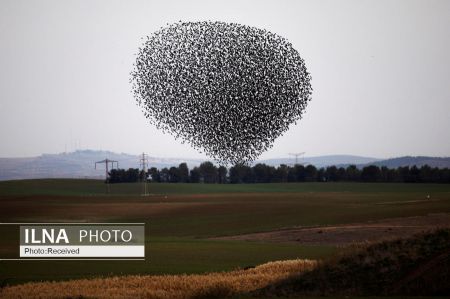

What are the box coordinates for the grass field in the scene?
[1,179,450,287]
[2,179,450,196]
[3,257,447,299]
[2,231,450,298]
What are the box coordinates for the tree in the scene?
[305,165,318,182]
[325,166,338,181]
[126,168,140,182]
[273,164,289,182]
[148,167,161,182]
[292,164,306,182]
[190,167,201,183]
[380,166,389,182]
[108,168,124,183]
[346,165,360,181]
[253,163,271,183]
[440,168,450,183]
[361,165,381,182]
[337,167,346,181]
[408,165,420,183]
[229,164,253,183]
[178,163,189,183]
[217,166,228,183]
[199,161,218,183]
[119,162,450,184]
[287,166,297,182]
[419,165,432,182]
[317,168,326,182]
[398,166,410,182]
[169,166,180,183]
[160,167,170,182]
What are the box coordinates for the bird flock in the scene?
[131,21,312,165]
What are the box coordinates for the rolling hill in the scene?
[0,150,203,181]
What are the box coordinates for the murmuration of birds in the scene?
[131,21,312,165]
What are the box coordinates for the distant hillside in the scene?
[0,150,203,181]
[0,152,380,181]
[260,155,380,168]
[0,150,448,181]
[360,156,450,169]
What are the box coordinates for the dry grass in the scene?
[0,259,317,299]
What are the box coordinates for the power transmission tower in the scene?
[288,152,305,166]
[95,158,119,194]
[140,153,149,196]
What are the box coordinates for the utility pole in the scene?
[95,158,119,194]
[140,153,149,196]
[288,152,305,166]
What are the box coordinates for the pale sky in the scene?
[1,0,449,159]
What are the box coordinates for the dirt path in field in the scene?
[213,213,450,246]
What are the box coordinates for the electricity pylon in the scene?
[140,153,149,196]
[288,152,305,165]
[95,158,119,194]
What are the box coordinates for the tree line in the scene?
[108,162,450,184]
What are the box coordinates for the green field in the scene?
[1,179,450,285]
[2,179,450,196]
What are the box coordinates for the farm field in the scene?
[1,179,450,288]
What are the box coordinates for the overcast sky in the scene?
[1,0,449,159]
